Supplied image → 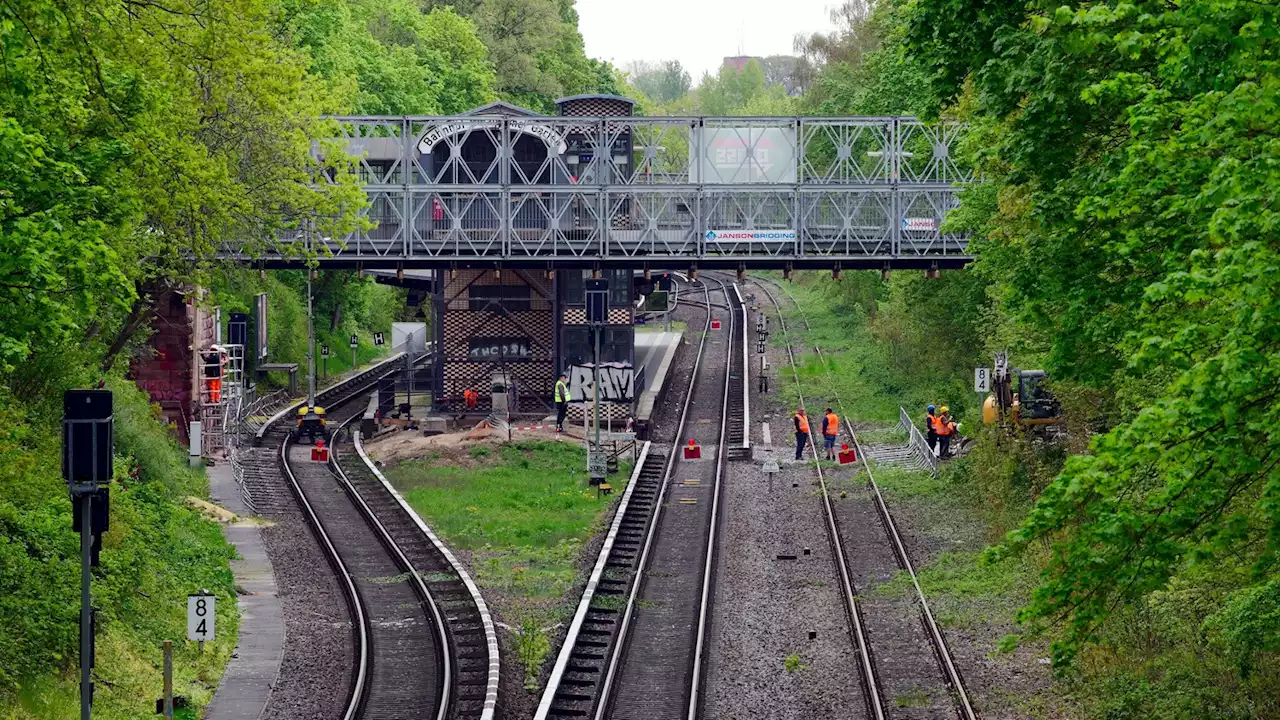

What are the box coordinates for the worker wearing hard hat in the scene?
[924,404,939,455]
[935,406,957,459]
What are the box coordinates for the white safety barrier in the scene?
[896,407,939,475]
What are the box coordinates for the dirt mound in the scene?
[363,424,586,468]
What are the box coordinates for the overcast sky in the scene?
[576,0,839,82]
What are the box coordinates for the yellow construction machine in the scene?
[982,353,1062,429]
[293,404,331,444]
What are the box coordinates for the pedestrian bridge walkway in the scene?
[218,115,975,269]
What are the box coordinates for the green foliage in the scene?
[287,0,495,115]
[389,440,624,548]
[881,0,1280,711]
[209,268,403,388]
[625,60,692,104]
[0,380,236,715]
[385,439,633,684]
[774,272,985,425]
[447,0,617,112]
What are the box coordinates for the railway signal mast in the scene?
[64,389,114,720]
[586,277,608,484]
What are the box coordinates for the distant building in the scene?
[721,56,758,72]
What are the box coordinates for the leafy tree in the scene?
[693,60,792,116]
[793,0,883,71]
[757,55,805,96]
[0,0,369,374]
[285,0,494,115]
[901,0,1280,671]
[626,60,692,103]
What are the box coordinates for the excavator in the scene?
[981,352,1063,431]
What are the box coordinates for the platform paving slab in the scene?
[205,461,284,720]
[634,331,682,422]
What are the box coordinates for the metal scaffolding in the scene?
[216,116,974,268]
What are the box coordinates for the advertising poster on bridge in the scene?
[690,127,797,184]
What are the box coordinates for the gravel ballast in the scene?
[702,450,869,719]
[259,512,355,720]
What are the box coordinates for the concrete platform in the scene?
[634,329,683,438]
[205,462,284,720]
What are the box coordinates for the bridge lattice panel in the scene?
[220,116,975,267]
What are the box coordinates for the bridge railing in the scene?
[217,116,973,264]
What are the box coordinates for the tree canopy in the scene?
[899,0,1280,666]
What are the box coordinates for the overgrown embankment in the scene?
[372,435,632,710]
[0,379,238,719]
[780,269,1280,719]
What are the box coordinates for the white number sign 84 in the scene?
[187,595,215,642]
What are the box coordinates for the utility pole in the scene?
[404,328,413,420]
[306,273,316,407]
[593,326,601,451]
[585,277,609,485]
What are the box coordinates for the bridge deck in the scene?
[219,115,975,268]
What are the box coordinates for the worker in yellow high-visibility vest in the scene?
[554,373,570,433]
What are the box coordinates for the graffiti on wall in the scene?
[568,363,634,404]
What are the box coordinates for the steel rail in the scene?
[256,350,411,443]
[755,278,888,720]
[278,433,371,720]
[735,282,751,457]
[758,275,979,720]
[330,410,451,720]
[686,277,740,720]
[532,441,653,720]
[263,353,430,720]
[353,431,502,720]
[587,276,724,720]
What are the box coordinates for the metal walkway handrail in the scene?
[896,406,939,475]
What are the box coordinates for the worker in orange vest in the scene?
[822,407,840,460]
[463,387,479,410]
[935,406,957,459]
[793,408,811,461]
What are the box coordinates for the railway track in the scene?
[245,353,498,720]
[754,275,978,720]
[536,275,748,720]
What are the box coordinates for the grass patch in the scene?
[857,425,910,446]
[874,551,1037,629]
[894,690,933,708]
[0,379,238,719]
[783,653,807,673]
[385,440,632,690]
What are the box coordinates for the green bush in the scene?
[0,379,237,717]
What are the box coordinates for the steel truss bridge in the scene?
[218,116,975,269]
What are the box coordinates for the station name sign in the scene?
[418,121,567,154]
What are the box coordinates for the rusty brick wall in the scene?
[130,288,195,444]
